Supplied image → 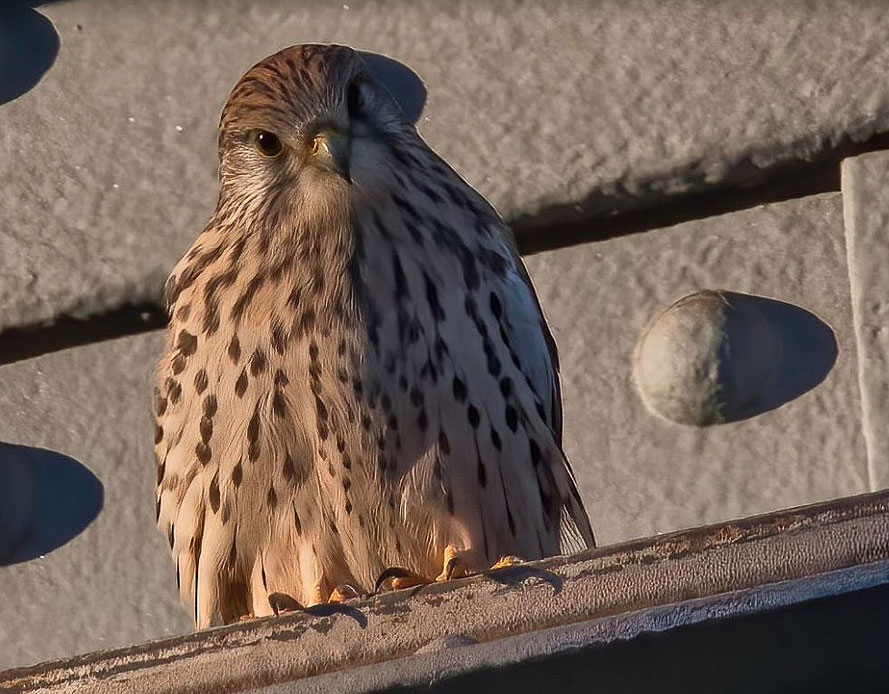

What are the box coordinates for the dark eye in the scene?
[253,131,283,157]
[347,81,365,119]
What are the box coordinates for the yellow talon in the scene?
[436,544,465,582]
[490,555,525,570]
[376,544,476,593]
[308,583,325,607]
[328,584,360,603]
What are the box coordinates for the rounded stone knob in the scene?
[633,290,783,425]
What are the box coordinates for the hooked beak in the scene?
[311,128,351,183]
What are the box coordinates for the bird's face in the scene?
[216,44,410,220]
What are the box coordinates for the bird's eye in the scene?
[347,81,365,119]
[252,131,283,157]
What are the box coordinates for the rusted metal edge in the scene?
[3,488,889,694]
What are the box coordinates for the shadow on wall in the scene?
[720,292,839,422]
[358,51,427,124]
[0,443,103,565]
[0,3,60,106]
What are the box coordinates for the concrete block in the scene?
[526,192,869,544]
[0,333,191,671]
[632,289,835,426]
[5,1,889,330]
[842,151,889,491]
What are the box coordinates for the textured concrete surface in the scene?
[527,192,869,543]
[3,0,889,679]
[0,333,191,672]
[4,490,889,693]
[5,1,889,330]
[842,151,889,491]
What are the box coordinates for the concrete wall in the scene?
[3,0,889,679]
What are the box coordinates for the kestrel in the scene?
[154,44,594,627]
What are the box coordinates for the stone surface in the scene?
[633,290,783,425]
[2,0,888,681]
[5,1,889,330]
[633,289,837,426]
[0,333,191,672]
[842,151,889,492]
[526,192,869,543]
[5,490,889,693]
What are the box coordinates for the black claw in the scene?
[268,592,303,615]
[374,566,418,594]
[333,583,361,600]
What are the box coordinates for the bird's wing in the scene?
[495,227,563,444]
[490,222,595,553]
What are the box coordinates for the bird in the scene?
[153,43,595,628]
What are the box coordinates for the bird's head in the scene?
[215,44,411,221]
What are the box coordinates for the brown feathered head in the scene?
[215,44,413,217]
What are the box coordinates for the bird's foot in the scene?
[435,543,469,582]
[374,566,430,593]
[435,547,523,579]
[489,555,525,570]
[307,578,363,605]
[328,584,360,603]
[374,545,475,593]
[268,592,303,615]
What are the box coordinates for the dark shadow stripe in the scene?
[514,129,889,254]
[5,130,889,365]
[0,303,166,366]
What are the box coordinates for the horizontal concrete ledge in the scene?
[7,1,889,335]
[315,561,889,694]
[3,489,889,694]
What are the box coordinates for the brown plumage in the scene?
[154,44,594,627]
